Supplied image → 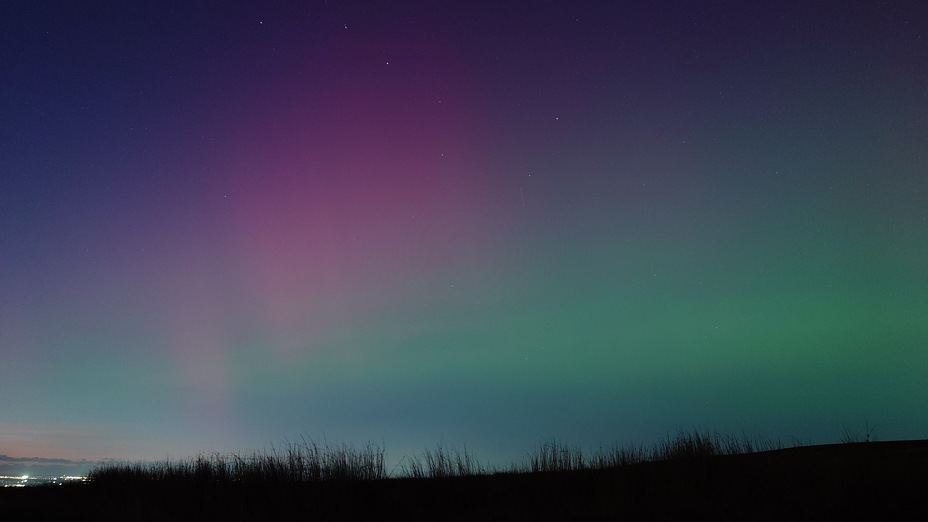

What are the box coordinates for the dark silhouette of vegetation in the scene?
[87,430,785,484]
[89,439,386,485]
[402,442,489,478]
[2,430,926,521]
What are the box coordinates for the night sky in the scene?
[2,1,927,476]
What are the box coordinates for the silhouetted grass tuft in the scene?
[649,430,783,461]
[89,439,386,484]
[527,440,586,472]
[403,443,488,478]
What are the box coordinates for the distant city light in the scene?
[1,474,88,487]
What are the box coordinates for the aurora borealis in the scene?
[2,2,926,475]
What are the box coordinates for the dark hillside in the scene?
[2,439,926,521]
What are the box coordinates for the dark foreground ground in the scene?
[2,439,926,521]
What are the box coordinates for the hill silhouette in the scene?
[2,436,926,521]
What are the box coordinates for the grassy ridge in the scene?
[89,439,387,484]
[88,430,784,483]
[4,432,926,520]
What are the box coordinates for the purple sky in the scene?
[2,1,926,475]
